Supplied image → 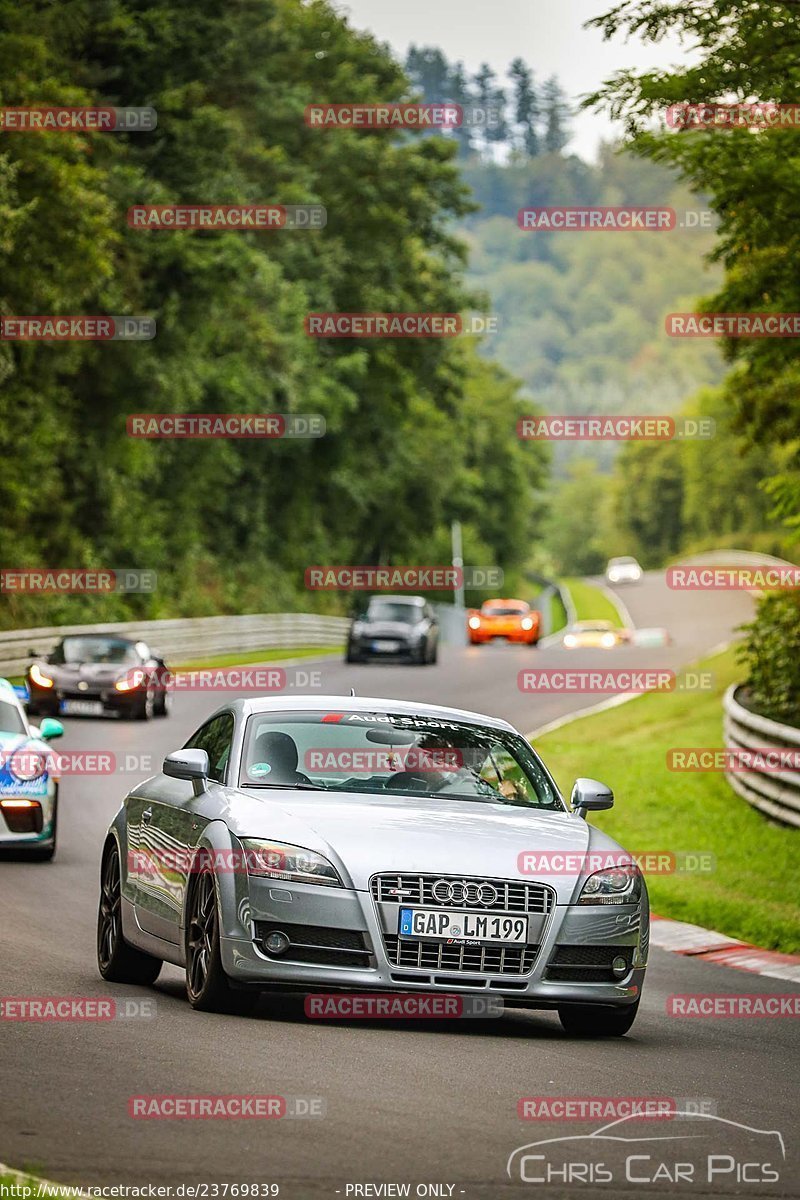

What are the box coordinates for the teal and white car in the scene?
[0,678,64,861]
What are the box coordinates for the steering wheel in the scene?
[383,771,431,791]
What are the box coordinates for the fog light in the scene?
[612,955,629,977]
[265,930,291,956]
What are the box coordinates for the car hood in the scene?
[359,621,417,637]
[223,788,628,903]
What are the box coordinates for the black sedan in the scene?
[26,635,170,720]
[345,595,439,664]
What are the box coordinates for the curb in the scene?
[650,916,800,983]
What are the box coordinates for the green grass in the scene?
[533,646,800,954]
[545,588,569,636]
[173,645,342,670]
[561,577,625,626]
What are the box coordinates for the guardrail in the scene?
[722,684,800,829]
[0,614,350,679]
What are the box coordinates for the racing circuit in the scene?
[1,569,797,1198]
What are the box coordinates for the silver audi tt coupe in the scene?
[97,695,648,1035]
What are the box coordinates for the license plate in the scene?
[399,906,528,944]
[59,699,104,716]
[372,640,400,652]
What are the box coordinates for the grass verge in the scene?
[173,645,342,670]
[561,577,625,626]
[534,645,799,953]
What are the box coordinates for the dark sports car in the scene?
[26,634,170,721]
[345,595,439,664]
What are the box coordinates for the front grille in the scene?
[370,873,554,915]
[545,944,634,983]
[254,922,371,968]
[383,934,538,975]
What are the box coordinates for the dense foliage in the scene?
[738,591,800,727]
[0,0,548,628]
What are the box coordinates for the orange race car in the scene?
[467,598,541,646]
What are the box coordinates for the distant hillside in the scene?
[459,148,725,470]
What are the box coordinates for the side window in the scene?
[185,713,235,784]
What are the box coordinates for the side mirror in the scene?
[163,749,209,795]
[571,777,614,820]
[38,718,64,741]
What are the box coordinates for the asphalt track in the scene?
[1,571,798,1199]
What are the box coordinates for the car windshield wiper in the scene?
[239,781,327,791]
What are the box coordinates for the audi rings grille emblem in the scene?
[431,879,498,906]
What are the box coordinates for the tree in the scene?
[509,58,539,157]
[541,76,570,153]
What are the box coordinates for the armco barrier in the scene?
[723,684,800,828]
[0,614,350,680]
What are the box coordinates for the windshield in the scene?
[364,602,423,624]
[52,637,140,665]
[482,604,527,616]
[239,710,562,809]
[0,699,26,735]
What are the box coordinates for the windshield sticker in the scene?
[248,762,272,778]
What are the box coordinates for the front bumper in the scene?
[220,879,646,1007]
[28,682,144,716]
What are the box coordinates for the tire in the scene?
[29,786,58,862]
[185,860,256,1013]
[345,644,363,664]
[154,688,170,718]
[133,689,155,721]
[558,1000,640,1038]
[428,641,438,665]
[97,842,162,984]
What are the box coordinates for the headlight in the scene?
[30,664,54,688]
[468,616,481,630]
[563,634,577,648]
[601,633,616,648]
[351,622,364,635]
[241,839,343,887]
[520,617,534,630]
[8,747,48,781]
[116,669,146,692]
[578,864,641,905]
